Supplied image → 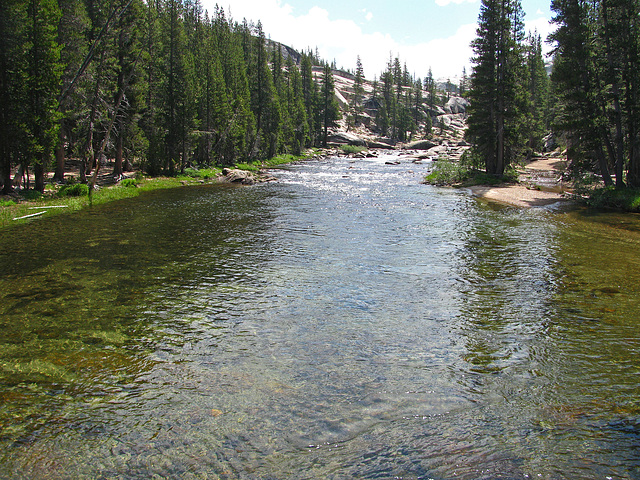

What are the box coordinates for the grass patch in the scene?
[264,153,303,167]
[234,162,261,172]
[182,167,222,179]
[340,145,366,155]
[586,186,640,212]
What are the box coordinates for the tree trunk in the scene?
[34,161,45,193]
[53,128,65,182]
[113,129,123,177]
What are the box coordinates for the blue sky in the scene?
[207,0,556,80]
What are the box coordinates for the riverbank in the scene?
[468,157,574,208]
[0,151,324,229]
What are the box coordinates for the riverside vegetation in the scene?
[2,0,640,217]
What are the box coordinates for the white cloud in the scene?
[365,11,374,21]
[524,16,558,57]
[211,0,475,79]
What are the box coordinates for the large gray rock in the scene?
[445,96,470,114]
[404,139,437,150]
[221,168,255,185]
[425,145,449,158]
[435,113,466,128]
[543,133,557,152]
[327,131,367,146]
[367,138,396,149]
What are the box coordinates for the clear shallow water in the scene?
[0,153,639,479]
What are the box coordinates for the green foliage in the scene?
[587,187,640,212]
[550,0,640,188]
[320,64,341,147]
[0,200,16,207]
[425,157,519,187]
[20,190,44,201]
[119,178,139,188]
[424,159,473,186]
[182,168,221,179]
[466,0,529,175]
[340,145,366,155]
[235,162,260,172]
[58,183,89,197]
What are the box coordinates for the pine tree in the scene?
[550,0,614,185]
[300,53,320,145]
[350,55,365,128]
[112,0,145,177]
[248,22,281,159]
[525,33,549,158]
[24,0,63,192]
[0,0,26,193]
[466,0,528,175]
[320,63,340,147]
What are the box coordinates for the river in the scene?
[0,152,639,479]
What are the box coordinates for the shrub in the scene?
[120,178,139,188]
[424,158,473,186]
[340,145,365,155]
[0,200,16,207]
[587,187,640,212]
[21,189,44,200]
[58,183,89,197]
[424,158,518,187]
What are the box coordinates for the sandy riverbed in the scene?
[468,157,573,208]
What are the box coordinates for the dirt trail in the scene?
[469,156,573,208]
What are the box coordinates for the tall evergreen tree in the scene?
[320,63,340,147]
[550,0,615,185]
[350,55,365,128]
[0,0,26,193]
[24,0,63,192]
[525,33,549,159]
[466,0,528,175]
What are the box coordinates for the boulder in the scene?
[367,138,396,150]
[446,96,470,114]
[221,168,255,185]
[543,133,557,152]
[404,139,437,150]
[327,131,367,146]
[425,145,449,158]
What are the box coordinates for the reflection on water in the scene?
[0,154,639,479]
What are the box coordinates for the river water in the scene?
[0,153,639,479]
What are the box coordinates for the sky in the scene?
[204,0,557,81]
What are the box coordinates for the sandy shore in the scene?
[468,157,573,208]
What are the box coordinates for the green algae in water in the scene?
[0,175,639,479]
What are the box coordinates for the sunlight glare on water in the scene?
[0,153,639,479]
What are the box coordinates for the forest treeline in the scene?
[3,0,640,198]
[0,0,343,194]
[466,0,640,190]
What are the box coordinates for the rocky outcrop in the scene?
[404,139,438,150]
[366,139,396,149]
[220,168,277,185]
[326,131,367,146]
[434,113,466,131]
[445,96,470,114]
